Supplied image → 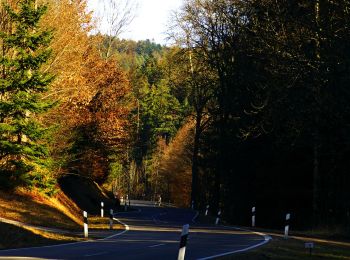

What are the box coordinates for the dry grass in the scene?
[223,236,350,260]
[0,222,81,250]
[0,186,127,249]
[88,216,123,230]
[0,188,82,230]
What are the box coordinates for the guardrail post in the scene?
[215,210,221,225]
[178,224,190,260]
[109,209,114,230]
[205,205,209,216]
[252,206,256,227]
[83,211,88,238]
[284,213,291,239]
[101,202,104,218]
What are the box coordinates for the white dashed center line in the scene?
[148,244,166,248]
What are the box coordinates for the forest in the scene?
[1,0,350,233]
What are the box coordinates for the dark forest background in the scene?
[1,0,350,234]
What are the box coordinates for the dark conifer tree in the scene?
[0,0,55,188]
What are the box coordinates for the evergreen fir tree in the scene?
[0,0,55,189]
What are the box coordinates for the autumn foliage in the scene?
[41,0,132,184]
[1,0,132,190]
[158,122,193,207]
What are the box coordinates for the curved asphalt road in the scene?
[0,200,270,259]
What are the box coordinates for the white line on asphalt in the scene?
[0,217,131,253]
[102,218,130,239]
[197,226,271,260]
[114,209,142,215]
[85,251,108,257]
[223,225,272,242]
[192,211,199,223]
[152,212,168,224]
[148,244,165,248]
[0,239,88,253]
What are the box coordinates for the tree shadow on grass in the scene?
[0,222,73,250]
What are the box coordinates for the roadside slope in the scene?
[0,174,116,249]
[0,189,82,230]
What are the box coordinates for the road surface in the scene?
[0,200,270,259]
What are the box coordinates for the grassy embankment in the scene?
[197,214,350,259]
[0,175,123,249]
[224,235,350,259]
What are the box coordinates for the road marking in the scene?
[192,211,199,223]
[102,218,130,239]
[0,215,132,252]
[197,226,271,260]
[0,240,88,253]
[85,252,108,257]
[0,215,131,253]
[148,243,165,248]
[113,209,142,214]
[152,212,168,224]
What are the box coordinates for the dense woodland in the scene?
[1,0,350,233]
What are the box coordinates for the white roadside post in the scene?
[101,202,104,218]
[83,211,88,238]
[121,196,124,205]
[109,209,114,230]
[178,224,190,260]
[305,242,314,255]
[284,213,291,239]
[191,201,194,210]
[215,210,221,225]
[126,194,130,207]
[252,206,256,227]
[205,205,209,216]
[158,196,162,207]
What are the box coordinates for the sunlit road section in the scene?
[0,200,270,259]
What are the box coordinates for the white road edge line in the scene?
[192,211,199,223]
[148,243,165,248]
[0,216,131,253]
[114,208,142,215]
[0,238,88,253]
[102,217,130,239]
[197,226,272,260]
[85,251,108,257]
[152,212,168,224]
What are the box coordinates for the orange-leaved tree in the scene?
[41,0,132,183]
[158,122,193,207]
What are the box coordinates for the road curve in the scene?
[0,200,270,259]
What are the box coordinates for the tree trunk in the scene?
[312,0,321,226]
[214,112,226,213]
[313,136,320,226]
[191,112,202,209]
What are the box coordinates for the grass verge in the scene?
[0,179,123,250]
[197,213,350,259]
[0,222,82,250]
[222,236,350,259]
[0,189,82,230]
